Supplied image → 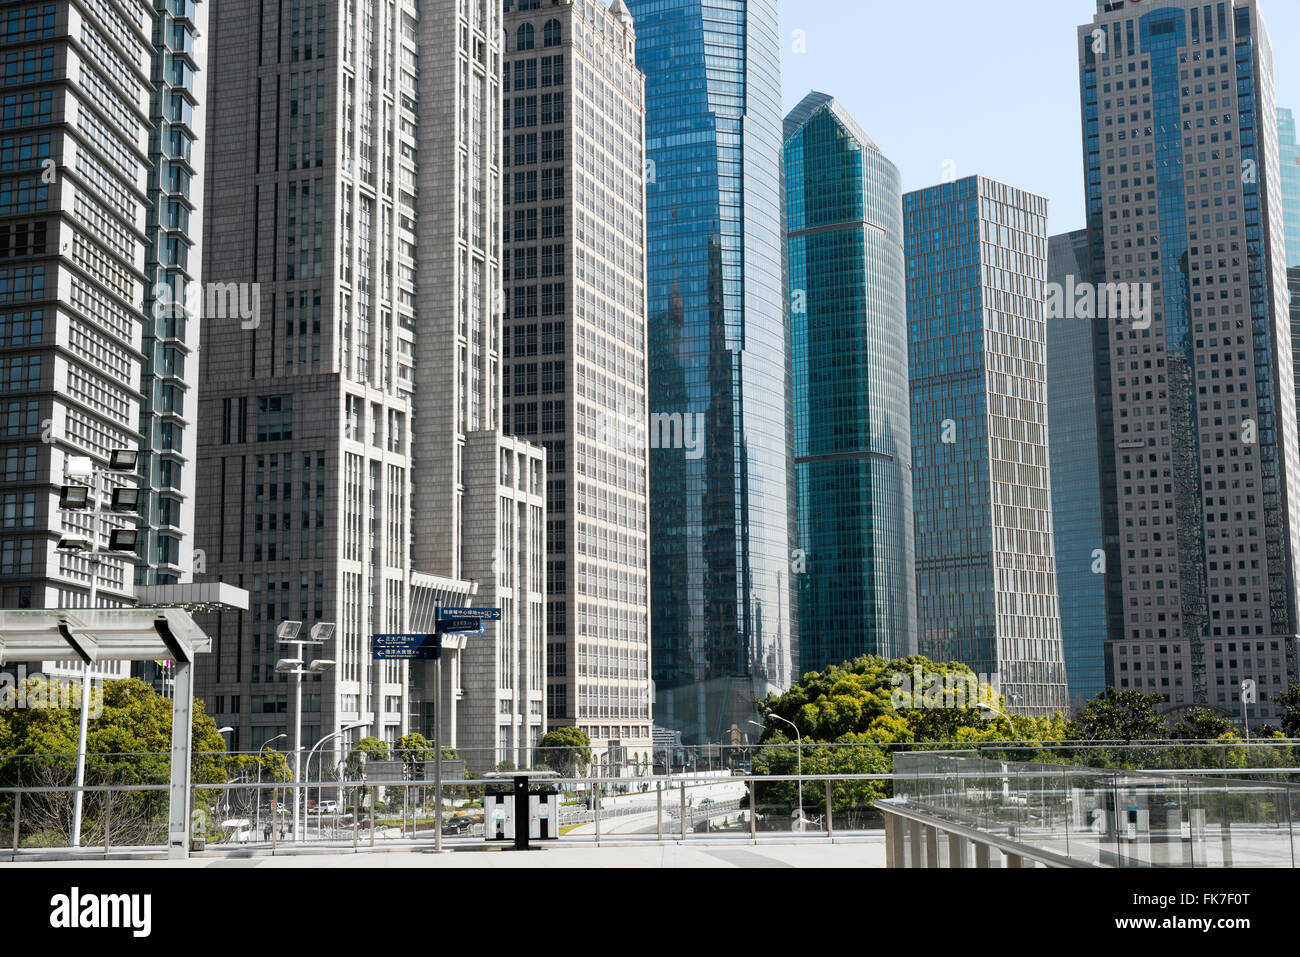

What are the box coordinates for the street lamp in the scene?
[274,620,336,842]
[977,702,1016,740]
[60,450,140,849]
[751,716,806,830]
[305,720,366,836]
[254,733,288,837]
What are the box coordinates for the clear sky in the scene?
[780,0,1300,235]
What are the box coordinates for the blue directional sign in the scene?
[436,617,485,635]
[372,633,440,660]
[440,606,502,621]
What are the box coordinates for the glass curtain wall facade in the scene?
[1278,108,1299,267]
[784,92,914,673]
[626,0,794,745]
[1046,229,1108,707]
[1077,0,1300,725]
[905,175,1069,716]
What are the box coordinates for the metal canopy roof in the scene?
[0,608,212,665]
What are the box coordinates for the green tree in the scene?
[0,676,228,845]
[1170,707,1236,741]
[536,727,591,777]
[1277,685,1300,738]
[753,654,1022,745]
[1068,687,1170,744]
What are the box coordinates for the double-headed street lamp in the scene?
[273,620,335,843]
[59,450,140,849]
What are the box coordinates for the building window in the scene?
[516,23,534,51]
[257,395,293,442]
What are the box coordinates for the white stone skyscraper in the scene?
[500,0,652,774]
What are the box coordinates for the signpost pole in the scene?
[434,604,443,854]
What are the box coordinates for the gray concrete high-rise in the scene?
[1078,0,1300,725]
[500,0,652,773]
[194,0,545,765]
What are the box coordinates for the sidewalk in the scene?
[9,839,886,868]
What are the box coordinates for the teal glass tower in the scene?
[905,175,1068,716]
[1046,229,1107,706]
[626,0,795,744]
[784,92,915,673]
[1279,108,1300,267]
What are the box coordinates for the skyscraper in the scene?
[1046,229,1108,707]
[1278,108,1300,267]
[415,0,547,765]
[905,175,1069,716]
[500,0,652,773]
[626,0,795,745]
[1078,0,1300,724]
[194,0,544,765]
[784,91,914,673]
[0,1,164,620]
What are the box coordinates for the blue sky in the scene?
[780,0,1300,235]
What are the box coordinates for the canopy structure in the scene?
[0,607,211,665]
[0,607,213,859]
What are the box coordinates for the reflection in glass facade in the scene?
[784,93,915,673]
[905,176,1068,716]
[1280,109,1300,267]
[1282,111,1300,449]
[627,0,795,744]
[1077,0,1300,724]
[1046,230,1107,706]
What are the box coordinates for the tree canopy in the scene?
[536,726,591,776]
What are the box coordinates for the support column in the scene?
[974,841,992,868]
[885,813,904,868]
[167,660,194,860]
[908,819,922,868]
[948,831,969,868]
[924,824,940,868]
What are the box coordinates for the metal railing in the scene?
[885,750,1300,867]
[3,739,1299,859]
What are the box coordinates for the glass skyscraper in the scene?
[1046,229,1108,706]
[785,92,914,673]
[1283,109,1300,487]
[626,0,794,744]
[1279,108,1300,267]
[1078,0,1300,725]
[905,175,1069,716]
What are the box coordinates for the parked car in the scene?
[442,815,472,835]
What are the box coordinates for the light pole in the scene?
[60,450,140,849]
[977,702,1017,739]
[254,733,287,837]
[273,620,335,843]
[751,716,805,830]
[305,720,366,836]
